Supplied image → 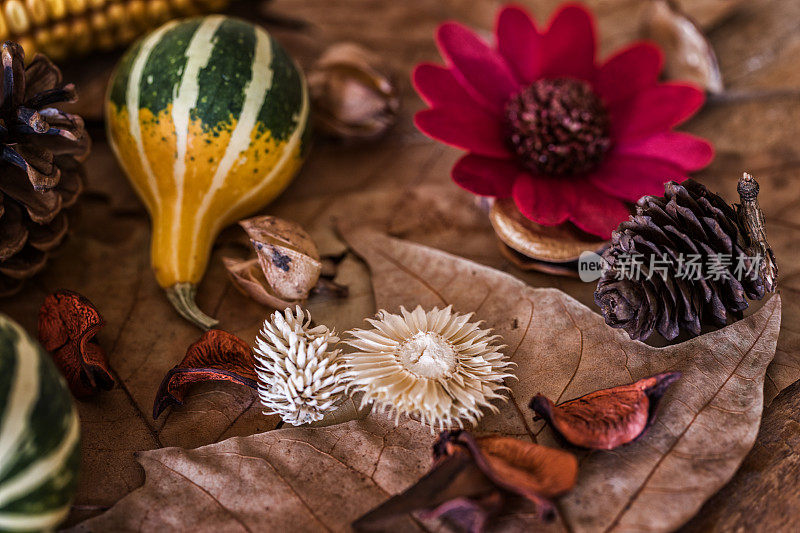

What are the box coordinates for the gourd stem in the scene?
[166,283,219,330]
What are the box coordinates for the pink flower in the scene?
[413,3,713,239]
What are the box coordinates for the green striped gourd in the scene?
[0,315,80,532]
[106,16,310,329]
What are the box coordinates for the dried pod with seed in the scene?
[308,42,400,141]
[224,216,322,307]
[530,372,681,450]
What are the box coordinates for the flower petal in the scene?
[610,83,705,141]
[569,184,631,239]
[415,106,512,158]
[412,63,492,112]
[616,132,713,171]
[436,21,520,112]
[496,5,542,84]
[512,174,573,225]
[589,155,688,202]
[452,153,519,197]
[540,3,597,80]
[595,42,663,106]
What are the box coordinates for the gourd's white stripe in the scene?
[189,27,273,265]
[0,409,79,507]
[126,21,178,212]
[0,506,71,531]
[0,327,40,482]
[170,15,226,273]
[219,69,309,222]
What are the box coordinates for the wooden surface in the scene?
[1,0,799,530]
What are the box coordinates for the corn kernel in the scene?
[5,0,32,34]
[65,0,88,15]
[25,0,50,25]
[0,13,9,41]
[69,18,93,53]
[43,0,67,19]
[146,0,170,24]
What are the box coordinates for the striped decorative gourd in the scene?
[0,315,81,532]
[106,16,310,329]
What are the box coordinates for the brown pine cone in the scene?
[594,180,766,341]
[0,41,90,296]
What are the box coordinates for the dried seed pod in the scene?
[530,372,681,450]
[308,42,400,141]
[736,172,777,292]
[38,289,113,399]
[153,329,257,419]
[354,431,577,531]
[642,0,723,93]
[225,216,322,306]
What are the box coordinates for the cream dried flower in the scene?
[343,305,515,431]
[254,306,348,426]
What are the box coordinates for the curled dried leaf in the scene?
[153,330,257,419]
[308,42,400,141]
[226,216,322,305]
[354,431,577,532]
[37,289,113,399]
[530,372,681,450]
[642,0,724,93]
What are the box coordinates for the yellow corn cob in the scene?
[0,0,232,61]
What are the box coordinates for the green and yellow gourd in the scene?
[106,16,310,329]
[0,315,81,532]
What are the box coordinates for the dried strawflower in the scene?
[344,305,514,431]
[38,290,113,399]
[255,306,348,425]
[308,42,400,140]
[153,330,257,419]
[354,431,577,531]
[224,216,323,308]
[530,372,681,449]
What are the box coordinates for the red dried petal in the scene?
[38,289,113,399]
[354,431,575,531]
[153,329,257,419]
[530,371,681,450]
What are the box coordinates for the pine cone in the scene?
[0,41,90,296]
[594,179,766,341]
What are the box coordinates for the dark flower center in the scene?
[504,78,612,176]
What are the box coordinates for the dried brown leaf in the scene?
[75,230,782,532]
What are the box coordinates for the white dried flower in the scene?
[254,306,348,426]
[343,305,515,431]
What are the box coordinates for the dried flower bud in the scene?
[308,42,400,141]
[224,216,322,307]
